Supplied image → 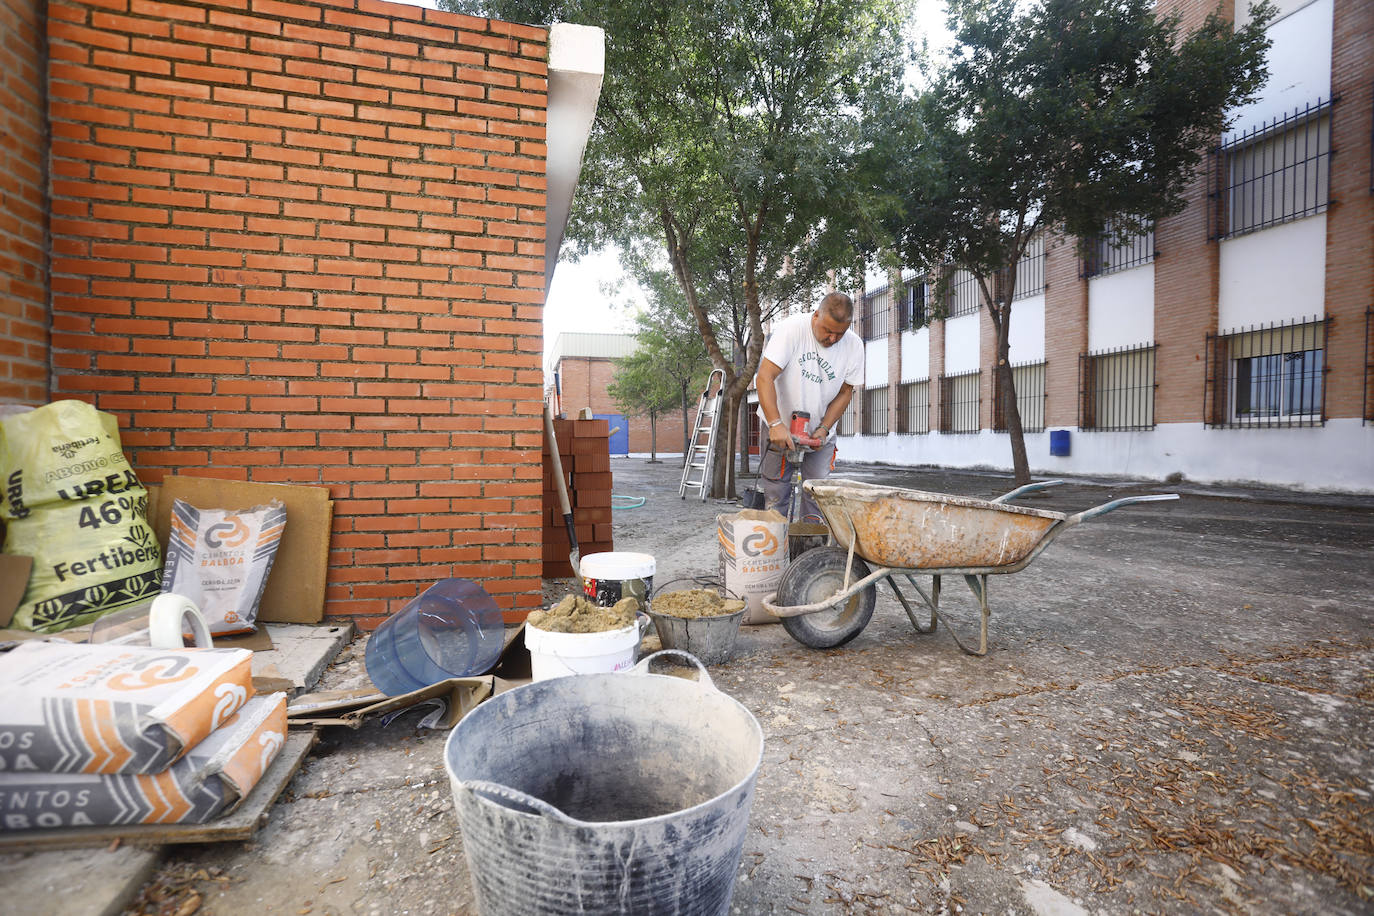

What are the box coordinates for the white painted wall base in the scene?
[838,418,1374,493]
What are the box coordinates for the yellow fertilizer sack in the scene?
[0,400,161,632]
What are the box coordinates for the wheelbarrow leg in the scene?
[887,574,937,635]
[951,574,990,657]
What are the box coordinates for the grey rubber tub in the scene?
[444,650,763,915]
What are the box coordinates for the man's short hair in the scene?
[819,292,854,323]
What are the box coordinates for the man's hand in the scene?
[767,421,795,452]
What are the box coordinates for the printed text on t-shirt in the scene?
[797,351,836,383]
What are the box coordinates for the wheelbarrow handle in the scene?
[1066,493,1179,526]
[991,479,1065,503]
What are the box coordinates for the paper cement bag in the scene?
[0,400,161,632]
[0,641,254,775]
[0,693,286,831]
[717,508,789,625]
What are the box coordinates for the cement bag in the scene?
[0,693,285,831]
[0,640,254,775]
[718,508,788,625]
[0,400,161,632]
[160,498,287,636]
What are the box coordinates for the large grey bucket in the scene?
[444,650,763,915]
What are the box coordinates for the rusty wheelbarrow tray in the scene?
[761,478,1178,656]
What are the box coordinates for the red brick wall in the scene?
[1043,232,1086,428]
[557,355,690,454]
[1325,0,1373,419]
[0,0,50,404]
[45,0,549,625]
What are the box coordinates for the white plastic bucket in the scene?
[580,552,655,608]
[525,619,646,681]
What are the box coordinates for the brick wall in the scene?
[0,0,50,404]
[1043,232,1086,428]
[557,354,690,454]
[45,0,549,625]
[1324,0,1373,419]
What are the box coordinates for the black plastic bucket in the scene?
[444,651,763,915]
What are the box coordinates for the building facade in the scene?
[840,0,1373,492]
[549,331,691,457]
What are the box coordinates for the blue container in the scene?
[1049,429,1071,457]
[365,579,506,696]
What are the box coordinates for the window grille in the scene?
[897,279,928,331]
[1083,221,1155,278]
[997,235,1045,299]
[897,379,930,434]
[860,285,893,341]
[993,361,1046,433]
[837,392,857,436]
[1078,344,1156,431]
[863,385,889,435]
[1366,309,1373,425]
[938,371,980,433]
[945,269,982,318]
[1212,98,1333,240]
[748,411,761,451]
[1205,317,1328,428]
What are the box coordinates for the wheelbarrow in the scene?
[761,478,1178,656]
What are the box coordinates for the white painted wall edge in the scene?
[835,419,1374,494]
[545,24,606,290]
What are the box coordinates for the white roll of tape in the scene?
[148,594,213,649]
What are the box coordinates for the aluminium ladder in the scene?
[679,369,726,501]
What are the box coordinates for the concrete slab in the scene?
[251,622,354,694]
[0,845,163,916]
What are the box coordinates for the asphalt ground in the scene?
[109,457,1374,914]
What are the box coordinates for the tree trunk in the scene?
[737,395,752,476]
[680,383,692,463]
[649,410,659,463]
[995,302,1031,485]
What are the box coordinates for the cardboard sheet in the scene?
[151,477,333,625]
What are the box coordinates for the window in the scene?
[993,361,1046,433]
[1213,99,1332,239]
[860,286,893,341]
[999,234,1045,299]
[1078,344,1156,431]
[898,279,928,331]
[897,379,930,434]
[864,385,889,435]
[939,371,980,433]
[944,268,981,318]
[837,392,857,436]
[1206,318,1328,428]
[1083,220,1154,277]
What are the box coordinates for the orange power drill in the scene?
[789,411,824,449]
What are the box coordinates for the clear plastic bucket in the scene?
[364,579,505,696]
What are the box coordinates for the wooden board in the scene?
[152,476,333,624]
[0,730,316,851]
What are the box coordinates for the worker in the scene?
[754,292,865,522]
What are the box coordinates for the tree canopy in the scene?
[883,0,1272,483]
[447,0,912,495]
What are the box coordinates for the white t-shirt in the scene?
[757,312,865,435]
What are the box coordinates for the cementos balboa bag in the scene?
[160,498,287,636]
[0,400,161,632]
[717,508,789,625]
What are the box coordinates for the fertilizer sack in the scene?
[0,693,285,832]
[0,400,161,632]
[160,498,287,636]
[717,508,789,625]
[0,640,254,775]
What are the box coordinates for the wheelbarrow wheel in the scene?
[776,545,876,649]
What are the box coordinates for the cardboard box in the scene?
[151,476,333,625]
[0,693,286,830]
[0,641,254,774]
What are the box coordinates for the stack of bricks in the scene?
[543,417,613,578]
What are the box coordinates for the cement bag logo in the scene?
[107,655,200,692]
[204,515,251,550]
[742,525,780,557]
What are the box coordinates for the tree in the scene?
[884,0,1271,484]
[447,0,910,497]
[607,299,712,462]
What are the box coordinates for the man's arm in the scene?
[813,383,854,440]
[756,357,795,450]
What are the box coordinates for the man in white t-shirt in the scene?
[754,292,865,522]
